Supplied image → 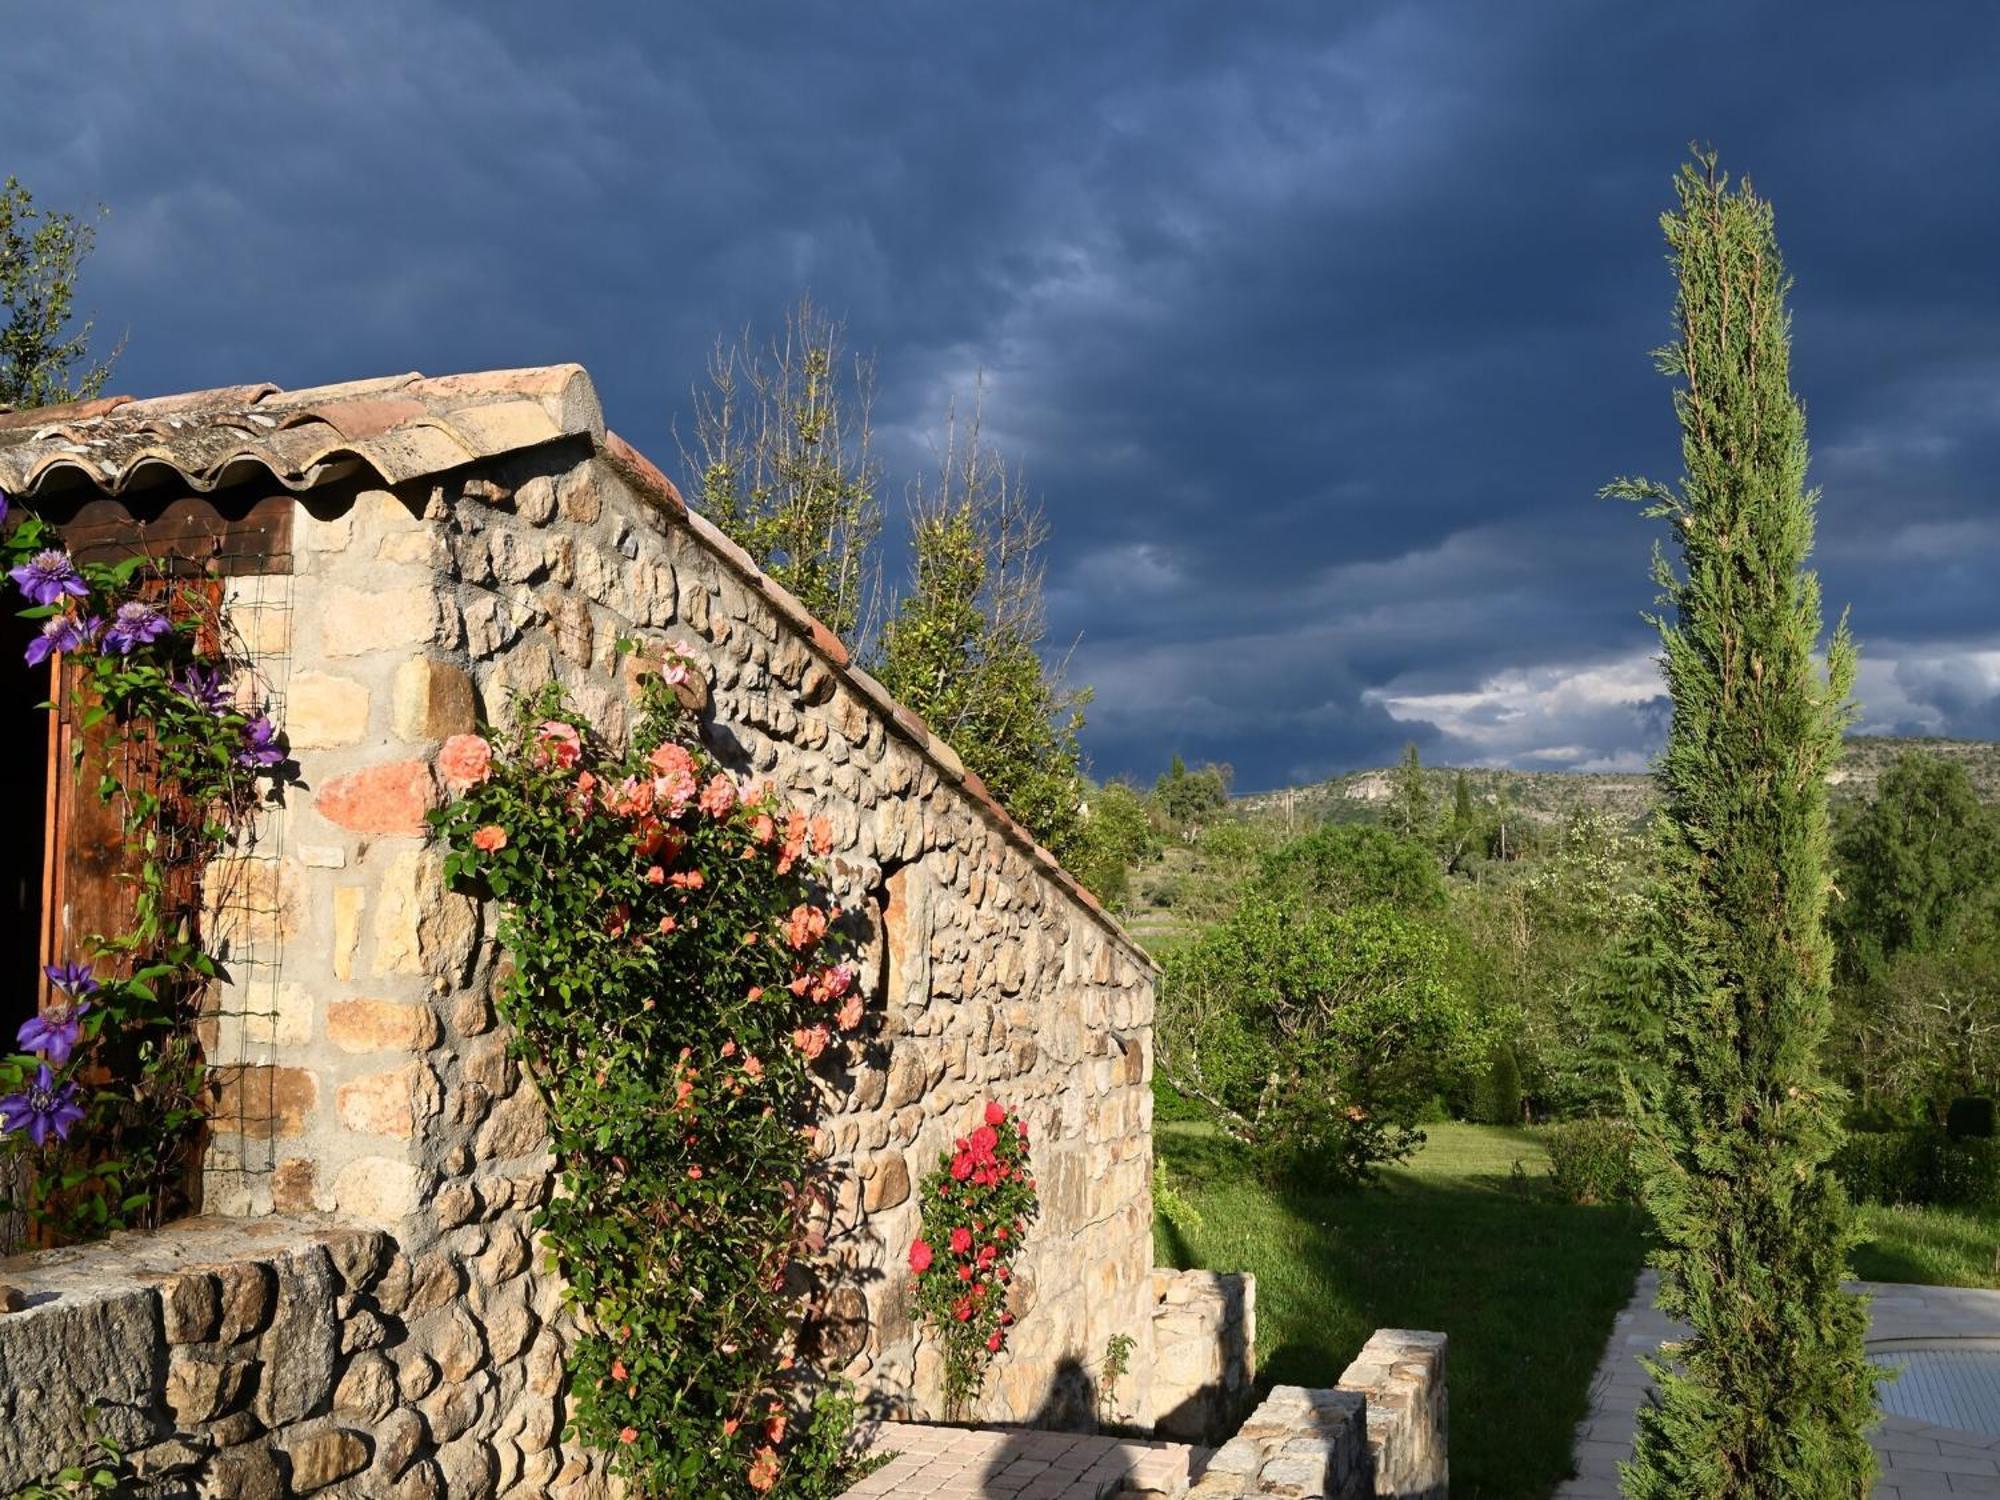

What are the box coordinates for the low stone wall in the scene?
[1188,1385,1370,1499]
[0,1214,565,1496]
[1181,1329,1446,1500]
[1151,1269,1256,1442]
[1336,1330,1447,1500]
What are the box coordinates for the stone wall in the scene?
[1181,1330,1447,1500]
[1151,1269,1256,1443]
[1336,1331,1447,1500]
[0,1216,547,1497]
[0,372,1162,1490]
[1189,1386,1371,1500]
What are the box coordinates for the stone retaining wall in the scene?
[1181,1330,1447,1500]
[0,1215,554,1497]
[1151,1269,1256,1442]
[1336,1330,1447,1500]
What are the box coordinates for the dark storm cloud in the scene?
[12,2,2000,788]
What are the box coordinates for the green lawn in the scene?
[1155,1122,1650,1500]
[1853,1201,2000,1288]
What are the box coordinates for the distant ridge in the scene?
[1232,736,2000,829]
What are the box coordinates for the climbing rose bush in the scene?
[0,488,287,1240]
[433,661,868,1497]
[909,1101,1038,1419]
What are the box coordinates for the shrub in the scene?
[1947,1096,1996,1141]
[908,1101,1039,1419]
[1156,897,1490,1188]
[434,665,869,1497]
[1833,1129,2000,1210]
[1545,1118,1640,1206]
[1474,1046,1524,1126]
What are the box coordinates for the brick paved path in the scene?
[1556,1272,2000,1500]
[838,1422,1198,1498]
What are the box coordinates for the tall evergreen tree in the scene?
[1612,155,1876,1499]
[1392,741,1429,839]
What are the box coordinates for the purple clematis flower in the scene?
[0,488,9,525]
[176,665,232,714]
[24,613,100,667]
[9,548,89,606]
[102,600,171,655]
[17,999,90,1066]
[43,962,97,998]
[0,1064,85,1146]
[236,714,285,768]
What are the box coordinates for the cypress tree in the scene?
[1612,155,1877,1499]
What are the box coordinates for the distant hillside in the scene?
[1232,736,2000,830]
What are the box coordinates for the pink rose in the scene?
[438,734,492,791]
[534,720,582,770]
[698,774,738,818]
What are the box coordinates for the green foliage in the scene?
[875,401,1088,859]
[1610,153,1876,1499]
[1157,894,1490,1187]
[1154,755,1231,838]
[431,671,868,1497]
[1831,1129,2000,1211]
[0,178,115,409]
[1391,742,1430,839]
[683,296,880,642]
[1947,1097,1995,1140]
[1068,779,1158,907]
[1473,1045,1524,1126]
[1098,1331,1136,1425]
[1,508,281,1241]
[1253,824,1447,913]
[906,1101,1038,1420]
[1834,751,2000,974]
[1544,1118,1641,1206]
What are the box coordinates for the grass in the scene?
[1852,1200,2000,1288]
[1155,1121,1650,1500]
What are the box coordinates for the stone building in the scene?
[0,365,1445,1499]
[0,366,1173,1493]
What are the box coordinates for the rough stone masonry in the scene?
[0,367,1167,1493]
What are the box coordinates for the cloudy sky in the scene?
[14,3,2000,790]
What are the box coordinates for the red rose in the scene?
[953,1299,973,1322]
[950,1153,973,1182]
[969,1125,998,1158]
[985,1101,1007,1127]
[949,1227,973,1255]
[986,1330,1004,1353]
[909,1240,933,1274]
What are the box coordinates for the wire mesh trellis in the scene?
[0,498,296,1251]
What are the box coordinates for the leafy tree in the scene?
[681,295,880,642]
[1444,770,1480,873]
[1834,750,2000,975]
[1068,778,1158,908]
[1391,741,1430,839]
[1154,754,1231,838]
[1610,154,1876,1499]
[1255,824,1447,914]
[1,178,115,410]
[1156,894,1488,1186]
[1869,931,2000,1123]
[875,391,1088,859]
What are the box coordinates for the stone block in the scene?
[286,671,372,749]
[0,1284,162,1485]
[338,1062,426,1138]
[318,583,439,658]
[284,1427,370,1492]
[316,759,437,836]
[332,1157,422,1223]
[210,1065,317,1141]
[394,656,478,741]
[328,997,440,1054]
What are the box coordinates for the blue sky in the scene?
[15,2,2000,790]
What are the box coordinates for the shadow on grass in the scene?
[1852,1202,2000,1288]
[1156,1128,1651,1500]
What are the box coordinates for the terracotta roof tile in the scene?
[0,365,601,499]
